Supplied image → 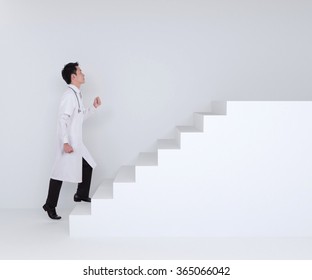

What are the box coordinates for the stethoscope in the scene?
[69,87,82,113]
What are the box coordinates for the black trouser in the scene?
[45,158,93,208]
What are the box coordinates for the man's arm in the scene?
[59,94,75,153]
[83,96,102,121]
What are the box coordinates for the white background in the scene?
[0,0,311,209]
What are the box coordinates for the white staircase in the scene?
[70,101,312,237]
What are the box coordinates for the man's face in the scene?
[72,66,85,85]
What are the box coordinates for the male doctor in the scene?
[43,62,101,220]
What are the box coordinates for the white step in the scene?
[136,152,158,166]
[70,203,91,216]
[176,126,202,149]
[114,166,136,183]
[113,166,136,199]
[194,112,224,131]
[156,139,181,167]
[93,179,113,199]
[157,139,180,149]
[91,179,113,213]
[176,126,202,133]
[195,112,217,115]
[134,153,159,184]
[69,203,91,237]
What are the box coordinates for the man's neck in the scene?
[71,81,81,89]
[69,84,81,95]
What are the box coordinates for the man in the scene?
[43,62,101,220]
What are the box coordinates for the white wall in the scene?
[0,0,311,209]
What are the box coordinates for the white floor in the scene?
[1,208,312,260]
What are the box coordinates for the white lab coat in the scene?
[51,85,97,183]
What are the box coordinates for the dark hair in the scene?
[61,62,79,84]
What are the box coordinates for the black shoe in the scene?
[42,204,61,220]
[74,193,91,202]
